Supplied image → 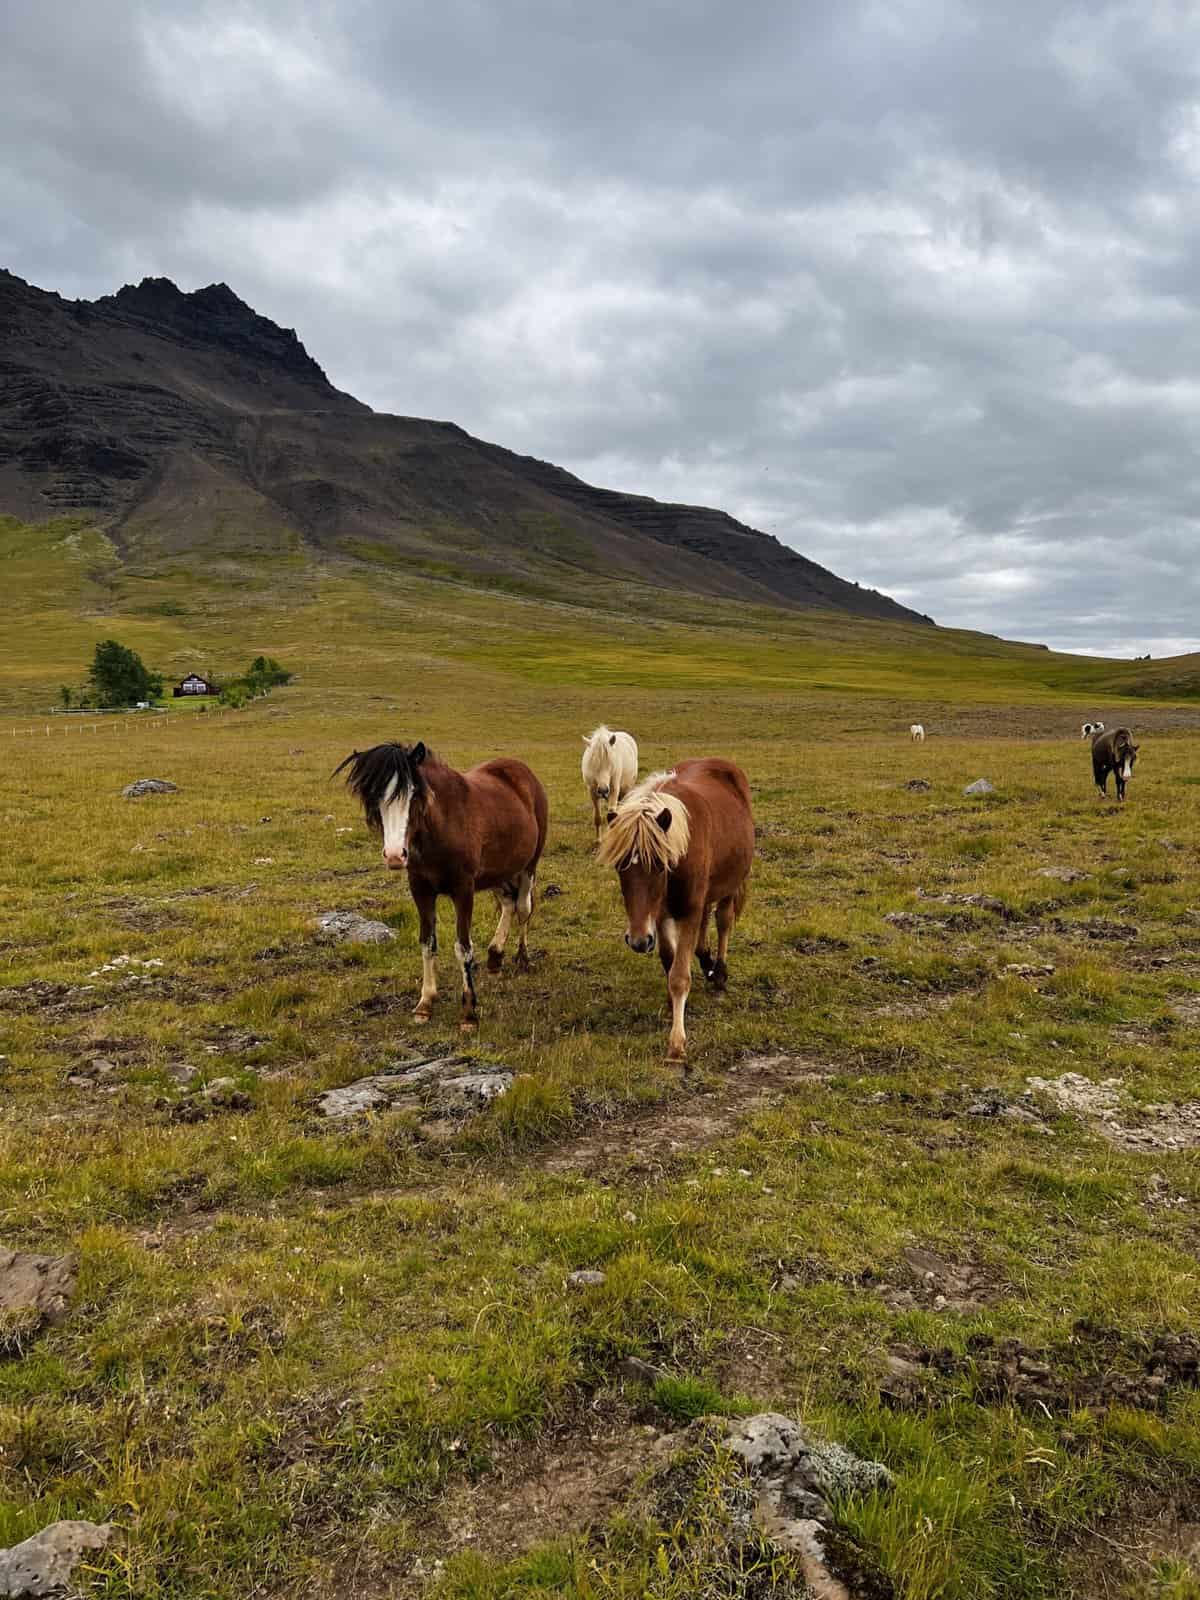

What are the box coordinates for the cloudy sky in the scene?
[5,0,1200,654]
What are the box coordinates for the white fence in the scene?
[5,708,229,739]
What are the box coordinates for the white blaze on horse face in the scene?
[380,775,413,868]
[1122,757,1132,780]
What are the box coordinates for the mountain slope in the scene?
[0,270,931,623]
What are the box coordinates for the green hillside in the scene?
[1,515,1193,719]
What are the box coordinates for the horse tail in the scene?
[733,876,750,919]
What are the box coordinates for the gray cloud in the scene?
[4,0,1200,654]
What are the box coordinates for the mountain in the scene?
[0,270,932,624]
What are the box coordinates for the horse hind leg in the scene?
[711,893,742,991]
[487,885,517,973]
[514,869,536,972]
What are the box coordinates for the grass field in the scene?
[3,516,1200,1597]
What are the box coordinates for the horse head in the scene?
[597,787,690,954]
[334,741,429,868]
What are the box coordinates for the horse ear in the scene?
[606,810,618,825]
[656,807,672,832]
[411,741,426,765]
[582,733,591,743]
[609,734,616,745]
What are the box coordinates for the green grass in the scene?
[1,515,1200,1595]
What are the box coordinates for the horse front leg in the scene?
[666,916,700,1063]
[695,902,716,980]
[453,888,479,1030]
[412,887,438,1022]
[591,791,604,838]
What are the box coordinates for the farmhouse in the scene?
[173,673,217,698]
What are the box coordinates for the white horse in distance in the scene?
[910,724,926,742]
[581,726,638,835]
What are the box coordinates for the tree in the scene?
[59,686,72,710]
[88,640,163,707]
[247,655,291,689]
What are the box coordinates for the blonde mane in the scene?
[596,774,690,872]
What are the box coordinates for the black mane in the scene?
[332,742,429,828]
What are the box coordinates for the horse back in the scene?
[665,759,754,904]
[464,758,549,882]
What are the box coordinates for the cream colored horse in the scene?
[581,726,638,835]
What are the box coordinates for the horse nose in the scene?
[597,787,609,800]
[382,847,407,869]
[625,932,655,954]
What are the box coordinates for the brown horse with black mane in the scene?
[335,742,548,1027]
[598,758,754,1061]
[1092,726,1139,802]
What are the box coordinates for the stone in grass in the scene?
[315,910,395,945]
[905,778,932,792]
[0,1520,113,1597]
[0,1250,77,1353]
[656,1413,893,1600]
[1038,866,1089,883]
[316,1055,512,1120]
[724,1412,893,1524]
[963,778,996,796]
[566,1269,607,1289]
[121,778,178,798]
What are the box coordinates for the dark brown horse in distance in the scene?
[335,742,548,1027]
[598,758,754,1061]
[1092,726,1139,802]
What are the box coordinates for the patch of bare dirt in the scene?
[423,1399,655,1574]
[915,888,1023,920]
[539,1054,833,1178]
[869,993,957,1020]
[1028,1073,1200,1151]
[881,1325,1200,1416]
[1050,916,1140,942]
[868,1245,1003,1316]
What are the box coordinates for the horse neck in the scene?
[410,757,467,840]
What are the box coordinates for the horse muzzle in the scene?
[382,848,408,869]
[626,931,656,955]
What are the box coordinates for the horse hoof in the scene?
[514,953,531,974]
[460,1020,478,1034]
[412,1011,432,1025]
[665,1045,686,1063]
[487,949,503,973]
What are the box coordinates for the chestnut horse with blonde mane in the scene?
[335,742,548,1028]
[598,758,754,1061]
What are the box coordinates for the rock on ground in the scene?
[316,1054,512,1120]
[724,1412,892,1523]
[314,910,395,944]
[0,1520,112,1597]
[0,1250,76,1348]
[1037,866,1090,883]
[667,1413,893,1600]
[963,778,995,795]
[121,778,178,798]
